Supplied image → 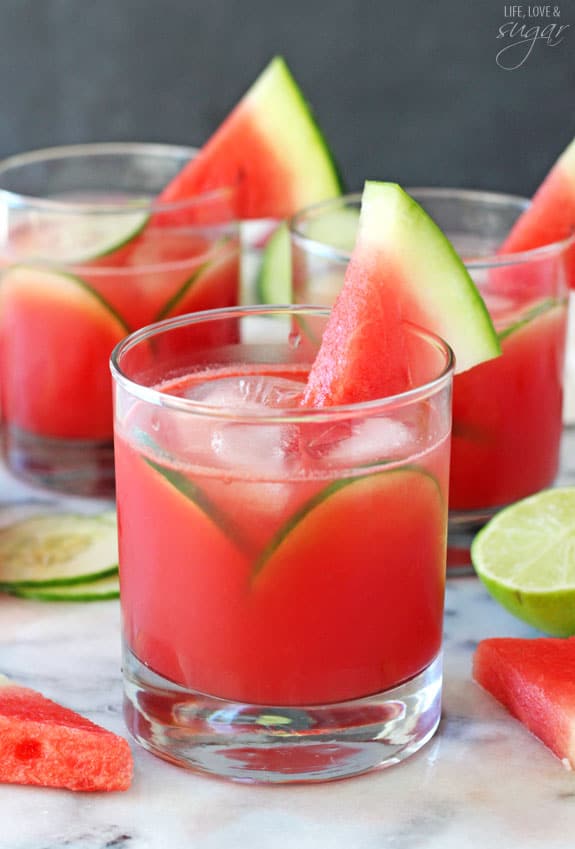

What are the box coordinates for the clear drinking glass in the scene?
[291,189,572,571]
[0,143,240,496]
[111,305,453,783]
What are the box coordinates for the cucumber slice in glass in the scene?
[9,572,120,602]
[256,222,292,304]
[11,206,148,265]
[304,205,359,252]
[497,297,561,342]
[0,513,118,588]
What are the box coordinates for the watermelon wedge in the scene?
[158,56,342,220]
[0,674,132,791]
[302,182,500,407]
[500,136,575,286]
[473,637,575,769]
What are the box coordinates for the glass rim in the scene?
[110,304,455,423]
[290,187,575,269]
[0,141,237,215]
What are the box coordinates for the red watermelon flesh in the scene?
[157,57,341,222]
[0,675,133,791]
[500,137,575,287]
[302,181,499,407]
[473,637,575,769]
[302,252,411,406]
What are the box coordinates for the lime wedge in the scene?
[471,487,575,636]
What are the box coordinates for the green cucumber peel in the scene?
[10,571,120,602]
[497,297,562,342]
[143,456,253,556]
[154,235,235,321]
[154,261,210,321]
[0,512,119,588]
[252,464,443,580]
[256,222,292,304]
[2,265,130,333]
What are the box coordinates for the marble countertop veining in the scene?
[0,429,573,849]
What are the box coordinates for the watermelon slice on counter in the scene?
[302,181,500,407]
[473,637,575,769]
[158,56,342,221]
[500,136,575,285]
[0,674,133,791]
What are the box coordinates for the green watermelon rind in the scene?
[358,182,501,374]
[264,57,345,198]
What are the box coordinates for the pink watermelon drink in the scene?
[111,305,453,783]
[289,189,570,567]
[0,143,241,496]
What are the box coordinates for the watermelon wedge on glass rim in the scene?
[498,134,575,424]
[284,182,571,569]
[302,181,500,409]
[500,135,575,286]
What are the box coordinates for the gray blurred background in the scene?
[0,0,573,197]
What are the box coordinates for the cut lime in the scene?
[471,487,575,636]
[0,513,119,588]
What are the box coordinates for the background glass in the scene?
[0,143,240,496]
[112,305,453,783]
[291,189,571,571]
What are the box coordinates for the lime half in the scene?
[471,487,575,636]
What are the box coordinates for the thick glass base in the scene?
[123,647,443,784]
[3,425,115,497]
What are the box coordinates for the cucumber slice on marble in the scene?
[9,572,120,602]
[0,513,118,588]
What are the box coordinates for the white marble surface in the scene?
[0,430,573,849]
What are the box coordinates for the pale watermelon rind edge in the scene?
[254,57,345,200]
[360,182,502,373]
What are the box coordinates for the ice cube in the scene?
[306,416,413,469]
[177,374,303,474]
[183,374,305,411]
